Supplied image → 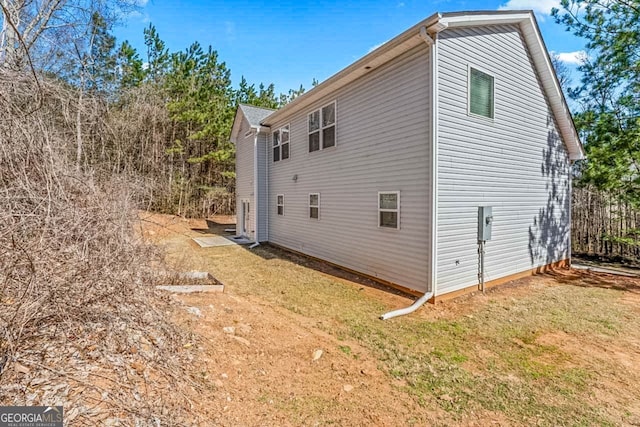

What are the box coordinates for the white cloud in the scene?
[498,0,561,17]
[123,9,150,23]
[224,21,236,41]
[553,50,588,65]
[368,40,388,53]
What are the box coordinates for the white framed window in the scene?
[468,66,494,119]
[308,101,336,152]
[309,193,320,219]
[378,191,400,229]
[277,194,284,216]
[272,124,290,162]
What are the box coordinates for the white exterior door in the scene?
[241,200,250,238]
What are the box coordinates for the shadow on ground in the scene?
[549,268,640,294]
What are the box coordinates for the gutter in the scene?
[381,21,443,320]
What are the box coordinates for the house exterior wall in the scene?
[266,44,433,292]
[435,24,571,295]
[235,118,255,239]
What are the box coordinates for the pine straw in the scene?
[0,72,205,424]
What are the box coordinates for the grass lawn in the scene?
[144,213,640,426]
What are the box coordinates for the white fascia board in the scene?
[229,108,245,144]
[518,15,585,160]
[439,12,532,28]
[252,125,270,133]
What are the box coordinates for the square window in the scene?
[322,127,335,149]
[469,67,494,119]
[322,103,335,126]
[380,211,398,228]
[281,143,289,160]
[273,146,280,162]
[379,193,398,210]
[309,110,320,132]
[309,132,320,152]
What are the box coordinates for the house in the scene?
[230,10,585,307]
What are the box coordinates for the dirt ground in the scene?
[140,213,640,426]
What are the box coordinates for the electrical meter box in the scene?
[478,206,493,242]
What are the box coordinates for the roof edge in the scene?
[261,10,584,160]
[262,12,441,126]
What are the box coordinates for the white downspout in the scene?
[381,25,440,320]
[249,131,260,249]
[265,126,270,242]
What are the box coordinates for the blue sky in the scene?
[115,0,587,94]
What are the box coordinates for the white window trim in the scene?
[309,193,320,220]
[272,124,290,162]
[276,194,284,216]
[378,191,400,230]
[467,64,495,121]
[308,101,337,152]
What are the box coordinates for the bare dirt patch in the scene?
[141,213,640,426]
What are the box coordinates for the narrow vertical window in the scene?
[281,125,290,160]
[321,103,336,148]
[277,194,284,216]
[309,193,320,219]
[378,191,400,229]
[308,111,320,152]
[469,67,494,119]
[272,129,281,162]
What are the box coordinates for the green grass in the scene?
[163,231,640,426]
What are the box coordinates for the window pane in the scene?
[309,110,320,132]
[379,193,398,210]
[273,130,280,146]
[277,195,283,204]
[380,211,398,228]
[281,125,289,143]
[310,207,319,219]
[322,103,335,126]
[470,68,494,118]
[309,194,318,206]
[309,131,320,152]
[273,146,280,162]
[322,126,335,149]
[281,142,289,159]
[277,206,284,216]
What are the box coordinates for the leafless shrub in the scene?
[0,71,204,424]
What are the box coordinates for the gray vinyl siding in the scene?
[235,118,255,238]
[267,44,432,292]
[256,132,269,242]
[436,25,571,294]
